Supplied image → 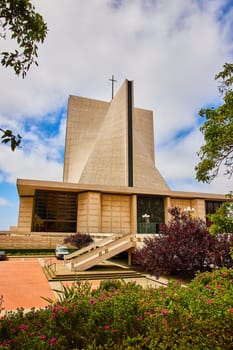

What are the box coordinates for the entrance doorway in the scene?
[137,195,164,233]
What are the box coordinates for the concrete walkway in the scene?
[0,258,56,312]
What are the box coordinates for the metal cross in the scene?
[109,75,117,99]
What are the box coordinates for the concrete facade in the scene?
[63,80,169,191]
[13,179,227,236]
[8,79,228,239]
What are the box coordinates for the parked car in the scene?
[0,251,7,261]
[55,245,69,260]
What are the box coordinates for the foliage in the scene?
[43,280,92,305]
[0,294,4,314]
[0,0,47,150]
[98,279,123,292]
[208,193,233,235]
[64,232,94,249]
[3,248,58,256]
[0,128,22,150]
[133,207,233,277]
[0,0,48,78]
[1,269,233,349]
[196,63,233,183]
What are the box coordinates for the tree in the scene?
[0,0,48,149]
[0,0,47,77]
[208,193,233,235]
[133,207,233,277]
[195,63,233,183]
[0,128,22,150]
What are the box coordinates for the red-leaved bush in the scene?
[133,207,233,277]
[64,232,93,249]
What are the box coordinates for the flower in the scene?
[137,316,143,321]
[207,299,212,305]
[40,335,46,340]
[144,311,151,315]
[229,308,233,313]
[161,308,168,315]
[18,323,27,331]
[104,325,110,330]
[50,337,56,345]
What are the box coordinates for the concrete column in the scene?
[130,195,137,234]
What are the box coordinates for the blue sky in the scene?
[0,0,233,230]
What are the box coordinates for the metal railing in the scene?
[137,222,160,234]
[44,258,56,276]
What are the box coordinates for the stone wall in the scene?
[101,194,131,233]
[169,198,206,220]
[0,232,68,249]
[77,192,101,232]
[17,196,33,233]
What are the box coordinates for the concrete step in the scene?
[44,266,145,282]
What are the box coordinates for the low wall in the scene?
[0,232,149,250]
[0,232,68,249]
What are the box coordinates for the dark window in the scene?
[205,200,223,226]
[205,201,223,215]
[33,190,77,232]
[137,195,164,233]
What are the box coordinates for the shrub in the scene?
[1,268,233,349]
[133,207,233,277]
[98,279,123,292]
[64,232,94,249]
[208,199,233,235]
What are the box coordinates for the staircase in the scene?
[43,263,145,282]
[64,233,136,272]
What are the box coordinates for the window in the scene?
[205,200,223,226]
[33,190,77,232]
[205,201,223,215]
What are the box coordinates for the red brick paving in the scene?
[0,258,56,312]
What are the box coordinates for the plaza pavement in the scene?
[0,257,101,313]
[0,257,57,312]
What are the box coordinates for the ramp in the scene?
[64,233,136,271]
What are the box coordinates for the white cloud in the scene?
[0,146,63,183]
[0,114,65,184]
[156,128,233,195]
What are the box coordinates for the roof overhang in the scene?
[16,178,228,201]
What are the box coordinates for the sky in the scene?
[0,0,233,230]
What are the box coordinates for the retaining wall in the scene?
[0,232,68,249]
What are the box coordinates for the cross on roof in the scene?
[109,75,117,100]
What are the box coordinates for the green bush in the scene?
[1,269,233,349]
[4,249,55,256]
[208,199,233,235]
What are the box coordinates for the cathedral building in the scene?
[16,79,225,237]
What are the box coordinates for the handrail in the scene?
[44,258,56,275]
[70,233,136,271]
[137,222,160,233]
[65,233,127,261]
